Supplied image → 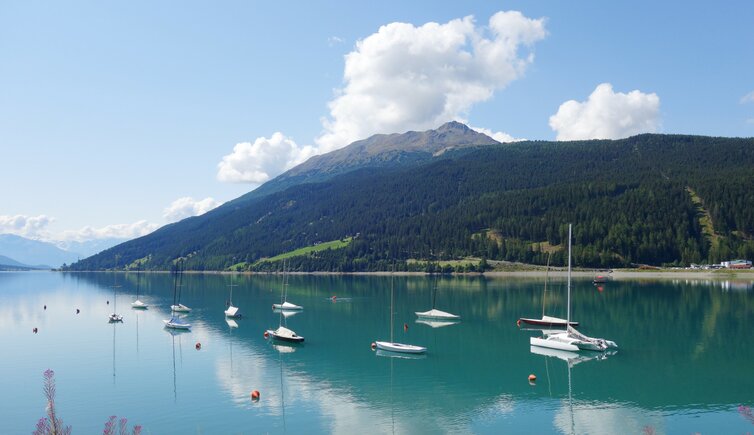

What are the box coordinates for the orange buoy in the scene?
[528,374,537,382]
[195,342,201,350]
[517,319,521,327]
[264,331,270,338]
[370,342,377,350]
[251,390,260,401]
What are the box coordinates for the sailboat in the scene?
[266,310,304,343]
[170,260,191,313]
[108,266,123,322]
[374,267,427,354]
[164,262,191,330]
[131,265,148,309]
[266,266,304,343]
[530,224,617,352]
[224,272,241,318]
[415,277,460,321]
[272,261,303,311]
[518,253,579,327]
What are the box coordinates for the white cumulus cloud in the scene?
[59,220,160,242]
[163,196,223,222]
[0,214,54,239]
[316,11,546,152]
[216,132,318,185]
[549,83,661,141]
[471,126,523,143]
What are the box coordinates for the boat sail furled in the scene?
[530,224,617,352]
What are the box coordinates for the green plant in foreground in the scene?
[33,369,141,435]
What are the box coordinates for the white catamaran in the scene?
[530,224,617,352]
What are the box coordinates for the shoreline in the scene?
[45,269,754,280]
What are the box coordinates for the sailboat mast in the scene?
[542,252,551,318]
[567,224,572,325]
[172,263,178,307]
[390,265,395,343]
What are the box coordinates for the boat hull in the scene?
[163,319,191,330]
[131,300,148,309]
[266,329,304,343]
[415,309,460,320]
[171,304,191,313]
[375,341,427,354]
[224,305,241,318]
[272,302,303,311]
[519,317,579,327]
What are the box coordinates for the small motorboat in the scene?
[375,341,426,354]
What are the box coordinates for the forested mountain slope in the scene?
[68,132,754,271]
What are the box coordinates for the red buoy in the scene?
[370,342,377,350]
[517,319,522,327]
[331,295,337,302]
[195,342,201,350]
[403,323,408,331]
[251,390,260,401]
[264,331,270,338]
[528,374,537,382]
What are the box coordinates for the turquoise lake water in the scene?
[1,271,753,434]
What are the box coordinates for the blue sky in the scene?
[2,1,753,245]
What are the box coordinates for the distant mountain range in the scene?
[68,123,754,271]
[0,234,75,268]
[0,253,49,270]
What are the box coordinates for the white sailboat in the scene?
[415,278,460,321]
[518,253,578,328]
[266,266,304,343]
[108,264,123,323]
[530,224,617,352]
[375,267,427,354]
[170,260,191,313]
[224,272,241,318]
[164,261,191,330]
[131,265,148,309]
[272,261,303,311]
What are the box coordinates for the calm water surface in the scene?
[1,271,753,434]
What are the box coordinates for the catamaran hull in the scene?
[375,341,427,354]
[530,336,580,352]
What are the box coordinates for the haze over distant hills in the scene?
[69,123,754,272]
[0,234,77,268]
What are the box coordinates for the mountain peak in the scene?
[437,120,471,132]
